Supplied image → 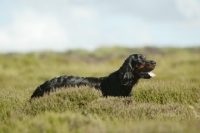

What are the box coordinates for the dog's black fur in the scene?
[31,54,156,99]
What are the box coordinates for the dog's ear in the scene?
[118,56,135,85]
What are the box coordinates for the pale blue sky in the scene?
[0,0,200,53]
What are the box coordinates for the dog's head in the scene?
[119,54,156,85]
[129,54,156,75]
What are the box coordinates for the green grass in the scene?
[0,47,200,133]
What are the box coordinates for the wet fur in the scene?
[31,54,156,99]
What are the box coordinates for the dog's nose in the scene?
[150,61,156,66]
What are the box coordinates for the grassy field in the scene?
[0,47,200,133]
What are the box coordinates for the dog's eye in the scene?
[138,61,145,65]
[139,55,146,60]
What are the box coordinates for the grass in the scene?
[0,47,200,133]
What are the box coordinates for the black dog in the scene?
[31,54,156,98]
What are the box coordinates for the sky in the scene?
[0,0,200,53]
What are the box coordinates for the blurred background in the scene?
[0,1,200,131]
[0,0,200,53]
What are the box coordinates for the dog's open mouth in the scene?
[139,72,156,79]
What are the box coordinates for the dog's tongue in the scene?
[139,72,156,79]
[148,72,156,77]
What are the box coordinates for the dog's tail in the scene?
[31,75,104,99]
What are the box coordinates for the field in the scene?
[0,47,200,133]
